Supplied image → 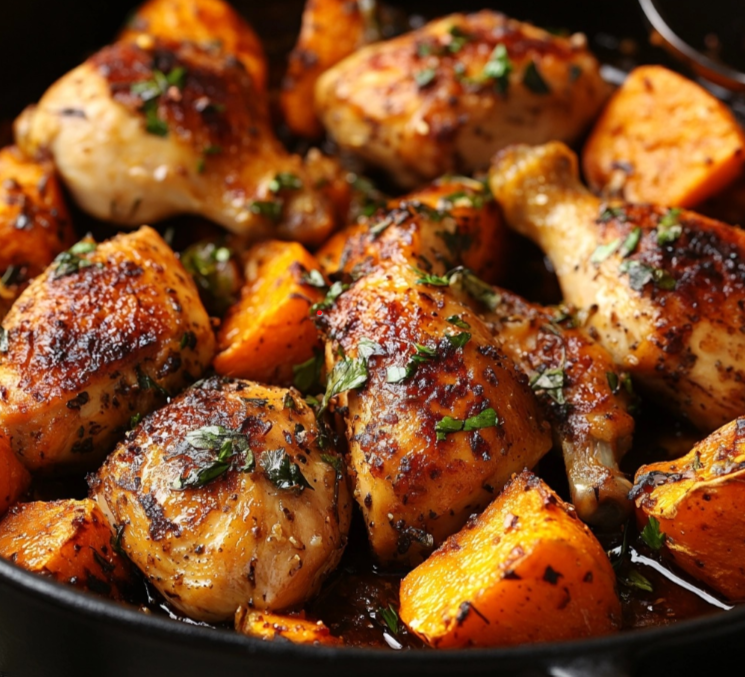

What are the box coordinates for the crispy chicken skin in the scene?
[281,0,377,138]
[15,40,336,246]
[490,142,745,432]
[91,377,351,622]
[315,11,609,188]
[0,146,75,316]
[481,291,635,527]
[0,226,214,472]
[120,0,268,92]
[320,263,552,567]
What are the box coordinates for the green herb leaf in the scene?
[620,261,676,291]
[445,331,471,348]
[657,208,683,245]
[625,569,653,593]
[412,267,451,286]
[111,524,126,557]
[180,331,197,350]
[435,407,499,441]
[53,240,98,278]
[640,516,665,551]
[598,206,627,223]
[530,367,566,405]
[447,315,471,329]
[448,267,500,311]
[357,337,385,361]
[436,228,473,257]
[293,352,325,394]
[260,448,314,492]
[590,238,621,265]
[269,172,303,193]
[482,43,512,93]
[619,227,642,258]
[415,68,437,88]
[310,280,350,315]
[653,267,677,290]
[322,354,368,411]
[249,200,283,222]
[607,371,620,394]
[283,392,297,410]
[180,240,237,316]
[301,269,327,289]
[136,368,171,398]
[386,366,409,383]
[447,25,470,53]
[129,413,142,429]
[379,605,400,635]
[523,60,551,94]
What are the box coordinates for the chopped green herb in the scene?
[129,413,142,429]
[0,327,8,354]
[412,267,451,286]
[249,200,283,222]
[445,332,471,349]
[416,42,435,57]
[53,240,98,278]
[310,280,350,315]
[204,144,223,155]
[301,269,327,289]
[482,43,512,94]
[180,331,197,350]
[322,354,368,412]
[625,569,653,593]
[180,241,237,316]
[269,172,303,193]
[448,267,500,311]
[136,368,170,398]
[607,371,620,394]
[293,352,325,394]
[590,238,621,264]
[369,216,393,237]
[640,516,665,551]
[387,343,437,384]
[435,407,499,441]
[283,392,297,410]
[620,261,676,291]
[415,68,437,88]
[692,451,703,471]
[530,366,566,405]
[379,604,400,635]
[196,157,206,174]
[357,337,385,361]
[653,268,676,290]
[619,227,642,258]
[598,206,627,223]
[657,208,683,245]
[111,524,126,557]
[523,61,551,94]
[447,315,470,329]
[436,228,473,257]
[260,448,313,492]
[386,366,409,383]
[447,25,470,53]
[321,453,343,473]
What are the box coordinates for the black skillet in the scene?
[1,1,744,675]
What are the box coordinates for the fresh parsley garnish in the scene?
[523,61,551,94]
[482,43,512,93]
[53,241,98,279]
[180,331,197,350]
[598,206,627,223]
[435,407,499,441]
[260,448,313,492]
[530,366,566,405]
[180,241,236,316]
[310,280,350,315]
[386,343,437,384]
[607,371,619,394]
[130,66,187,137]
[415,68,437,88]
[322,352,369,412]
[249,200,283,222]
[448,267,500,311]
[640,516,665,551]
[379,604,400,635]
[447,26,470,53]
[357,337,385,361]
[269,172,303,193]
[447,315,470,329]
[619,227,642,258]
[657,208,683,245]
[590,238,620,265]
[412,268,451,286]
[301,269,327,289]
[172,425,253,490]
[136,368,170,398]
[445,332,471,348]
[620,260,676,291]
[129,413,142,429]
[624,569,653,593]
[293,351,325,394]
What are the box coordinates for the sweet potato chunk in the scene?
[632,416,745,600]
[214,241,325,384]
[0,499,132,599]
[0,431,30,516]
[399,471,621,648]
[583,66,745,207]
[235,608,342,646]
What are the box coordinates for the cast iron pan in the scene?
[0,1,742,675]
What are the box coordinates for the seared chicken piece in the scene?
[490,142,745,432]
[0,146,75,316]
[320,262,552,566]
[15,39,336,246]
[281,0,378,138]
[317,175,506,283]
[316,11,609,188]
[120,0,268,92]
[0,226,214,472]
[91,377,351,622]
[480,291,635,527]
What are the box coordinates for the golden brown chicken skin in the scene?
[91,377,351,622]
[16,39,337,246]
[490,142,745,433]
[316,11,609,188]
[281,0,378,138]
[480,290,635,527]
[0,146,75,317]
[120,0,268,92]
[319,262,552,567]
[0,226,214,472]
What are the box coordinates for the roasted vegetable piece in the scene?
[317,176,506,283]
[0,146,75,315]
[0,226,215,472]
[399,470,621,648]
[281,0,377,138]
[0,431,30,517]
[320,262,552,566]
[316,10,609,187]
[490,141,745,432]
[583,66,745,208]
[91,377,351,622]
[15,39,336,246]
[632,416,745,600]
[0,499,133,600]
[214,241,325,384]
[235,608,342,645]
[480,290,635,527]
[120,0,268,92]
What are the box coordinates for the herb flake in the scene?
[640,516,665,551]
[435,407,499,441]
[260,448,313,492]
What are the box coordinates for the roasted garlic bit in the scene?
[120,0,268,92]
[0,146,75,316]
[399,471,621,648]
[214,241,325,385]
[91,377,351,623]
[0,430,30,517]
[481,290,635,528]
[281,0,378,138]
[490,141,745,432]
[316,11,608,187]
[0,226,214,472]
[0,499,133,601]
[632,416,745,600]
[15,39,336,246]
[319,263,551,567]
[317,175,506,284]
[236,608,342,646]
